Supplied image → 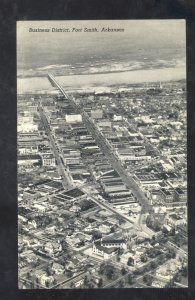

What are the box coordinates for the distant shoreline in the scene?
[17,64,185,79]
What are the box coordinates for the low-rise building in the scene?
[51,262,65,275]
[166,213,186,228]
[44,241,62,256]
[41,153,56,167]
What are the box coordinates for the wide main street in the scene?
[47,73,152,217]
[37,98,74,190]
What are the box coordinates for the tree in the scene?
[121,267,128,275]
[162,227,169,234]
[166,248,176,259]
[105,265,116,280]
[175,273,182,283]
[181,266,188,278]
[143,274,153,286]
[99,263,106,275]
[45,280,50,288]
[46,266,54,276]
[116,255,121,262]
[140,254,148,263]
[70,282,75,288]
[150,261,157,269]
[170,228,176,236]
[127,257,134,266]
[98,278,103,288]
[86,281,95,288]
[110,226,116,233]
[78,240,85,247]
[127,273,135,285]
[66,270,73,278]
[118,248,124,256]
[118,279,125,288]
[165,278,175,288]
[83,275,88,286]
[92,231,102,240]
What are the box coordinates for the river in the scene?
[17,66,186,94]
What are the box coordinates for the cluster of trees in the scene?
[171,233,187,247]
[162,227,175,236]
[18,173,35,187]
[155,233,169,244]
[146,215,161,232]
[165,248,176,259]
[143,274,153,286]
[92,231,102,240]
[99,263,118,280]
[133,250,174,277]
[145,247,162,259]
[181,265,188,278]
[115,272,136,287]
[83,276,95,288]
[83,275,99,288]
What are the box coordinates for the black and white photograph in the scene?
[17,20,187,289]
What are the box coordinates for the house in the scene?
[98,224,111,234]
[151,280,166,288]
[120,252,135,264]
[28,219,37,229]
[44,241,62,256]
[69,205,81,213]
[75,278,84,288]
[155,259,180,282]
[166,213,186,229]
[33,203,47,212]
[51,262,65,275]
[66,235,80,246]
[23,189,41,201]
[34,269,54,287]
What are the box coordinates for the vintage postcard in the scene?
[17,20,187,289]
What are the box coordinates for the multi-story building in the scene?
[41,153,56,167]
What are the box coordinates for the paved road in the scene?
[37,99,74,190]
[82,187,136,226]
